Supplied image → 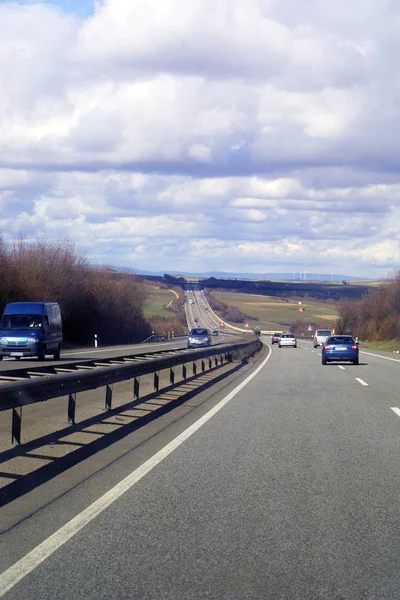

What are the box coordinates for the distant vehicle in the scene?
[187,328,211,348]
[313,329,332,348]
[271,333,281,345]
[0,302,62,361]
[190,299,194,304]
[194,316,199,323]
[212,329,219,336]
[279,333,297,348]
[252,326,261,336]
[322,335,359,365]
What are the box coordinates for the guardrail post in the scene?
[68,393,76,425]
[11,407,22,445]
[209,358,212,370]
[154,372,159,391]
[170,368,175,385]
[134,377,140,399]
[193,361,197,376]
[182,364,187,380]
[214,356,218,367]
[105,384,113,411]
[201,360,205,373]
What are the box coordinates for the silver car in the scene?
[187,327,212,349]
[278,333,297,348]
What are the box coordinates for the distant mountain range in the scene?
[132,269,370,282]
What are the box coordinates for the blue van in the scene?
[0,302,62,360]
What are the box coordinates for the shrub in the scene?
[0,236,151,345]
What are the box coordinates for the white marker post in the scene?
[94,334,98,348]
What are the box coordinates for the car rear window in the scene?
[316,330,332,336]
[191,328,208,335]
[328,336,354,344]
[281,333,294,338]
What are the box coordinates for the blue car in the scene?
[321,335,359,365]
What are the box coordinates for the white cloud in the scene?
[1,0,400,277]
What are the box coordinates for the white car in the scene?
[313,328,332,348]
[279,333,297,348]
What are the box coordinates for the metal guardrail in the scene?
[142,334,167,343]
[1,339,262,445]
[142,333,188,343]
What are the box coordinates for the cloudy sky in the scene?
[1,0,400,278]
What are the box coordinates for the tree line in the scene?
[0,237,151,346]
[336,272,400,340]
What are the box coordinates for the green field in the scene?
[143,288,177,318]
[361,340,400,352]
[211,291,338,330]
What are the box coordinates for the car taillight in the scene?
[323,344,330,350]
[352,344,358,350]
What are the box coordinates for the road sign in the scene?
[307,326,312,331]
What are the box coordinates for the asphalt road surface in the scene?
[0,339,399,599]
[0,340,190,373]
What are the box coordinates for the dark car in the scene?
[321,335,359,365]
[212,329,219,336]
[187,327,212,348]
[271,333,281,345]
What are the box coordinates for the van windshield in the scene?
[0,314,43,330]
[317,330,331,336]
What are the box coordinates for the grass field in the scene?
[362,340,400,352]
[143,288,177,318]
[211,291,338,330]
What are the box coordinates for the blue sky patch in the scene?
[3,0,96,17]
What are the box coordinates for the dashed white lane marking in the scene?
[355,377,369,386]
[337,366,346,370]
[0,345,273,597]
[390,407,400,417]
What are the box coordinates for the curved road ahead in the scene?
[0,339,399,599]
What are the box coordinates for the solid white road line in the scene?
[337,366,346,370]
[359,350,400,363]
[390,407,400,417]
[62,342,182,357]
[355,378,369,386]
[0,345,273,598]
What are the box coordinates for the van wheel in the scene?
[38,346,45,361]
[53,345,61,360]
[0,356,3,361]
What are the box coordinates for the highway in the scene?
[185,288,241,336]
[0,340,189,374]
[0,288,235,376]
[0,338,399,599]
